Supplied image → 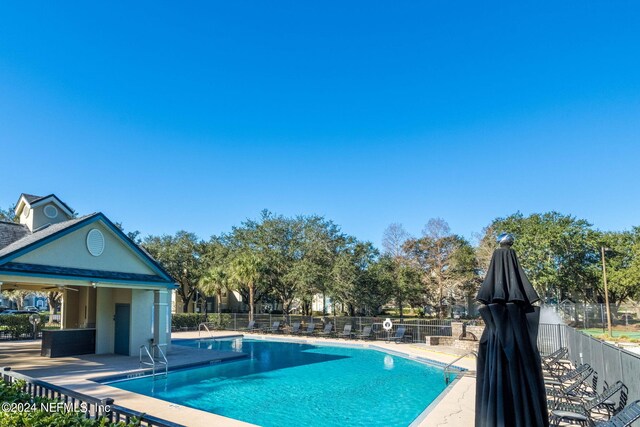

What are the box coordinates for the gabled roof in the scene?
[15,193,74,216]
[0,213,175,286]
[21,194,42,204]
[0,215,94,259]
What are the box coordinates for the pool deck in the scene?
[0,332,476,426]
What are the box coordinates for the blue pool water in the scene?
[108,338,448,427]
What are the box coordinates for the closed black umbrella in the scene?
[475,234,549,427]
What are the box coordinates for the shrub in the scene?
[206,313,232,329]
[0,314,47,339]
[171,313,205,329]
[0,379,138,426]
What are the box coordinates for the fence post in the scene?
[2,366,11,383]
[101,398,114,421]
[584,305,588,329]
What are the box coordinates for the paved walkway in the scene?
[0,332,477,426]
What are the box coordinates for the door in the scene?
[114,303,130,355]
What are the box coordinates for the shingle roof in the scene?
[0,214,97,260]
[21,194,42,204]
[0,212,176,285]
[19,193,74,215]
[0,221,30,250]
[0,262,170,284]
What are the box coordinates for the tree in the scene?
[485,212,596,302]
[382,223,410,259]
[376,255,423,319]
[381,223,422,318]
[1,289,30,309]
[447,240,482,314]
[142,231,206,312]
[114,222,142,245]
[404,218,474,318]
[230,251,264,321]
[0,204,17,222]
[198,266,229,315]
[47,291,62,322]
[292,215,346,315]
[596,229,640,309]
[331,241,380,316]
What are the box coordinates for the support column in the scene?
[60,289,67,329]
[153,289,170,351]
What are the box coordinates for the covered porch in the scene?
[0,275,171,357]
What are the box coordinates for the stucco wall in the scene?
[75,286,97,328]
[20,201,72,232]
[95,287,158,356]
[131,289,154,355]
[62,288,79,328]
[15,221,156,275]
[95,288,133,354]
[95,287,113,354]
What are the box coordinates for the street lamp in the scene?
[600,246,613,337]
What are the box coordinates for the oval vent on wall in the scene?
[86,229,105,257]
[44,205,58,219]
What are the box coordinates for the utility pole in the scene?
[601,246,613,337]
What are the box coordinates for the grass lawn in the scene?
[582,328,640,340]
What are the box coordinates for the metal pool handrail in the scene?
[198,322,214,337]
[139,344,168,379]
[443,350,477,385]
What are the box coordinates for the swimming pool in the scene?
[107,338,449,427]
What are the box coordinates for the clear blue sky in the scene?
[1,1,639,247]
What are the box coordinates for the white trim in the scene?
[44,204,59,219]
[15,195,74,217]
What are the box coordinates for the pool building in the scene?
[0,193,176,356]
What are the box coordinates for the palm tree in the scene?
[231,252,263,321]
[198,266,229,315]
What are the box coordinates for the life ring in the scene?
[382,318,393,331]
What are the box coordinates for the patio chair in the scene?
[385,326,407,344]
[354,326,373,340]
[594,400,640,427]
[239,320,259,332]
[546,366,594,405]
[263,321,282,334]
[543,347,568,362]
[549,381,628,426]
[337,324,353,339]
[316,322,333,337]
[289,322,301,334]
[542,347,571,375]
[545,363,592,385]
[301,322,316,335]
[547,371,599,403]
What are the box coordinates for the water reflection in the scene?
[384,355,394,370]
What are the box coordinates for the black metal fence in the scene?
[0,367,183,427]
[537,323,640,405]
[216,313,452,343]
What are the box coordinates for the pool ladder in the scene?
[443,350,477,385]
[198,322,215,338]
[139,344,168,379]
